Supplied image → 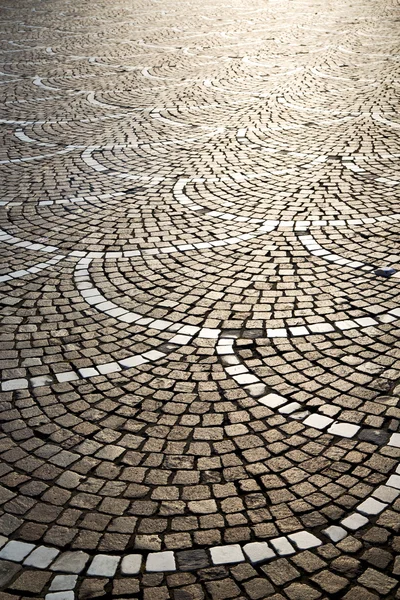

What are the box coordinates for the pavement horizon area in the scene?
[0,0,400,598]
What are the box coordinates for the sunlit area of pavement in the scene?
[0,0,400,597]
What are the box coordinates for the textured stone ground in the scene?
[0,0,400,597]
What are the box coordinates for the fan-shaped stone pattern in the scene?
[0,0,400,598]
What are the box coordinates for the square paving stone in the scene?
[210,545,245,565]
[357,498,387,516]
[24,545,60,568]
[0,541,35,562]
[121,554,142,575]
[176,549,210,571]
[269,537,295,556]
[358,568,397,594]
[49,575,79,591]
[51,551,90,573]
[243,577,275,599]
[341,514,369,531]
[113,578,140,595]
[288,532,322,550]
[343,587,379,600]
[0,561,21,587]
[78,578,108,598]
[312,570,348,593]
[285,582,322,600]
[372,485,400,503]
[9,570,51,593]
[205,578,241,600]
[322,526,347,543]
[87,554,120,577]
[146,551,176,572]
[262,558,300,586]
[243,542,275,564]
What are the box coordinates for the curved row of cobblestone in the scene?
[0,0,399,598]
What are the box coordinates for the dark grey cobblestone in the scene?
[0,0,399,597]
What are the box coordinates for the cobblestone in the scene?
[0,0,400,596]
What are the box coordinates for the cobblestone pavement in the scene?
[0,0,400,597]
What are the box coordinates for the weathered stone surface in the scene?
[176,550,210,571]
[0,1,399,599]
[0,561,21,588]
[358,569,397,594]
